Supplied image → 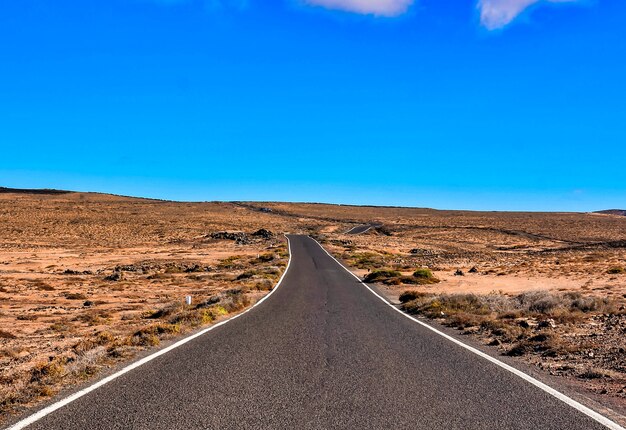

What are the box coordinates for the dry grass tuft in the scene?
[0,330,16,339]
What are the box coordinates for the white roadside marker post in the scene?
[185,296,192,306]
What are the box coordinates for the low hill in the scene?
[0,186,71,195]
[595,209,626,216]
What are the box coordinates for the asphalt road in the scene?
[345,224,374,234]
[14,235,612,429]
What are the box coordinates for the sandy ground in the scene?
[0,192,299,420]
[349,267,625,296]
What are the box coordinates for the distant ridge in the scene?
[0,186,72,195]
[595,209,626,216]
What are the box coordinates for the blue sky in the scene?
[1,0,624,211]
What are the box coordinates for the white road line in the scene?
[312,237,625,430]
[5,237,293,430]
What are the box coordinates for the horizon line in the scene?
[2,186,620,215]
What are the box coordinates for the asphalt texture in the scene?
[18,235,608,429]
[345,225,373,234]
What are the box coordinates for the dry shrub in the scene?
[169,308,218,327]
[399,290,429,304]
[48,322,72,332]
[73,331,116,354]
[401,290,621,359]
[579,368,613,380]
[256,253,275,263]
[346,252,387,269]
[217,255,244,270]
[74,310,111,326]
[30,358,66,385]
[0,330,16,339]
[517,291,560,314]
[220,290,250,312]
[131,323,180,346]
[65,292,87,300]
[146,303,182,320]
[254,279,274,291]
[236,270,258,280]
[505,332,575,357]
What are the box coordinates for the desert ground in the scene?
[1,191,625,421]
[0,191,296,420]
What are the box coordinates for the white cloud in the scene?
[148,0,583,29]
[303,0,414,17]
[478,0,578,30]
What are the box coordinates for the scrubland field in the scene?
[0,191,294,420]
[1,191,625,421]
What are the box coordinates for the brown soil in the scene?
[0,193,299,420]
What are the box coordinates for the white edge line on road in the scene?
[5,236,293,430]
[312,237,625,430]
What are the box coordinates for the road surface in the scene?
[345,224,375,234]
[10,235,615,429]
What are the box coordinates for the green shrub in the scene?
[348,252,387,269]
[363,269,401,283]
[413,268,434,279]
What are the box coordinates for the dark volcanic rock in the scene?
[252,228,274,239]
[210,231,250,244]
[104,272,123,282]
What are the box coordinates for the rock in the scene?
[63,269,92,275]
[210,231,250,244]
[63,269,80,275]
[251,228,274,239]
[468,266,478,273]
[83,300,94,307]
[518,320,530,329]
[454,269,464,276]
[184,264,202,273]
[488,339,501,346]
[409,248,436,256]
[104,271,123,282]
